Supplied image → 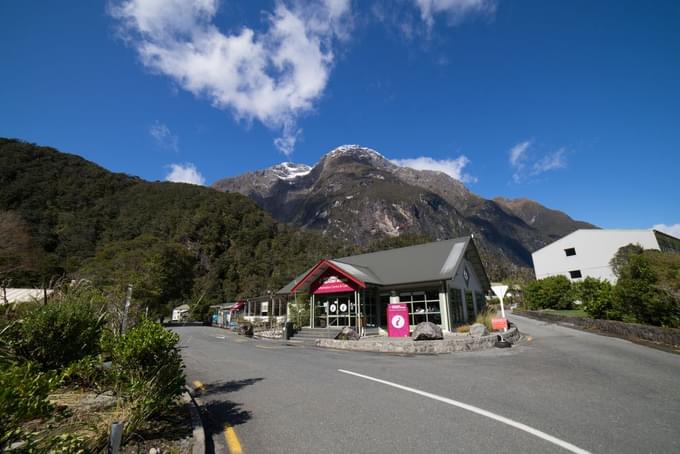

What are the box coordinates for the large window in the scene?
[475,292,486,313]
[449,288,464,325]
[465,291,475,323]
[399,289,441,326]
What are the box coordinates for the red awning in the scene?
[290,259,366,294]
[230,301,245,312]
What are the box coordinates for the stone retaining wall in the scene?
[515,311,680,350]
[315,327,519,354]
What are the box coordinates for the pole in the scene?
[108,422,123,454]
[121,284,132,334]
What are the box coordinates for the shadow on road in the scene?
[198,378,263,454]
[201,377,264,396]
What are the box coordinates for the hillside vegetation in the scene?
[0,138,343,318]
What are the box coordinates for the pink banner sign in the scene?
[387,304,410,337]
[312,272,356,295]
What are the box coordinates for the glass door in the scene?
[315,293,357,328]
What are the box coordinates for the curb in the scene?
[183,388,206,454]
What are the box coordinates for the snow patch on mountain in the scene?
[270,162,312,180]
[325,144,386,160]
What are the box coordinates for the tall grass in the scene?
[474,307,498,331]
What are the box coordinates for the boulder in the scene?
[335,326,360,341]
[469,323,489,338]
[412,322,443,341]
[239,323,254,337]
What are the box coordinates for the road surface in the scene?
[173,315,680,454]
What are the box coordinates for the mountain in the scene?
[493,197,596,241]
[213,145,595,278]
[0,138,344,316]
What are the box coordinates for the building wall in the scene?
[532,230,660,283]
[446,257,486,326]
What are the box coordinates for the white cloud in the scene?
[149,120,178,151]
[391,155,477,183]
[165,163,205,185]
[110,0,351,156]
[532,148,567,174]
[509,140,530,167]
[414,0,496,28]
[509,140,568,183]
[652,223,680,238]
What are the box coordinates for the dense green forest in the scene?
[0,138,348,318]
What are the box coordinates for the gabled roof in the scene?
[290,259,367,294]
[278,236,490,294]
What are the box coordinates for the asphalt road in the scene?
[173,315,680,454]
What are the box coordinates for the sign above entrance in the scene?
[312,271,357,295]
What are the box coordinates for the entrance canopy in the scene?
[290,259,366,295]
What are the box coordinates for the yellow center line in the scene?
[192,380,204,391]
[224,423,243,454]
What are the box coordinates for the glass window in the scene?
[449,288,464,325]
[569,270,582,279]
[395,289,441,326]
[564,248,576,257]
[465,291,475,323]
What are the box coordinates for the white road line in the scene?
[338,369,590,454]
[216,335,225,339]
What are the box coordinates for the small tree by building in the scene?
[524,275,574,310]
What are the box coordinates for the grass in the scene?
[541,308,589,318]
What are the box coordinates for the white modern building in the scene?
[171,304,190,322]
[532,229,680,283]
[1,288,53,305]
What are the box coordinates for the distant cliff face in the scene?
[213,145,596,276]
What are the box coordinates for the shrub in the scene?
[287,300,310,330]
[6,285,107,370]
[108,319,185,433]
[574,277,616,320]
[0,362,57,447]
[613,252,680,327]
[60,355,106,390]
[524,275,574,310]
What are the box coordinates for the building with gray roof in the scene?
[278,236,490,333]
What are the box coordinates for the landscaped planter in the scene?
[315,326,520,354]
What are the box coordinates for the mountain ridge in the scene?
[213,144,596,277]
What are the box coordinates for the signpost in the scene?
[491,284,509,332]
[387,304,410,337]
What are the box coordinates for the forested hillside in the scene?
[0,139,344,317]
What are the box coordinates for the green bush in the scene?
[524,275,574,310]
[6,286,107,370]
[574,277,616,319]
[287,300,310,330]
[613,252,680,327]
[108,319,185,432]
[60,355,106,390]
[0,362,57,447]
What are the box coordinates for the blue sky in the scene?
[1,0,679,235]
